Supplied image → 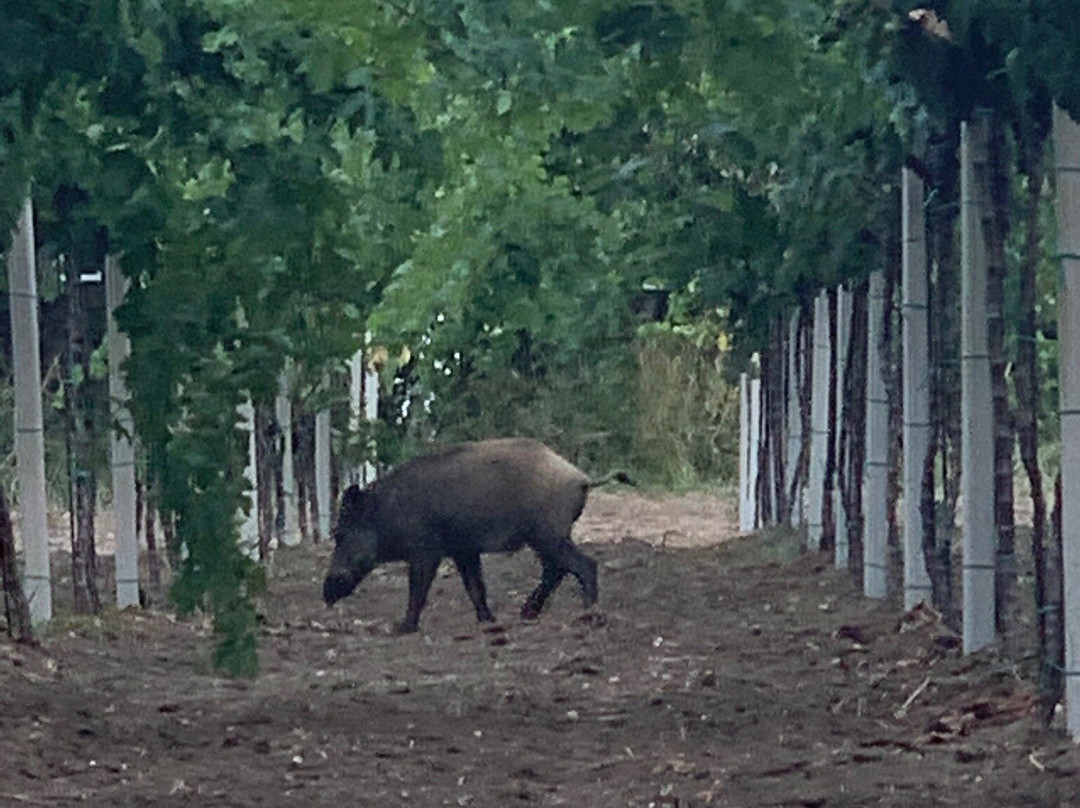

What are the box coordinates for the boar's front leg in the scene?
[397,552,441,634]
[452,553,495,623]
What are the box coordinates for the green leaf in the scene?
[496,89,513,116]
[181,158,235,201]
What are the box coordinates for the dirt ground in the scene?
[1,489,1078,807]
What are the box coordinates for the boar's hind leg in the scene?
[452,553,495,623]
[520,560,564,620]
[568,543,599,608]
[397,553,441,634]
[521,538,598,620]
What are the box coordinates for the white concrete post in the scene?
[739,373,756,533]
[835,284,851,569]
[315,388,332,542]
[363,353,379,485]
[902,167,934,609]
[961,116,996,654]
[864,270,889,598]
[238,399,259,558]
[787,312,803,524]
[808,291,830,550]
[276,366,300,546]
[348,349,364,486]
[106,256,139,607]
[348,341,381,488]
[1054,104,1080,739]
[7,198,51,622]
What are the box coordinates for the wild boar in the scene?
[322,438,604,633]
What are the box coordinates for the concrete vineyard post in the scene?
[902,167,933,609]
[238,399,259,558]
[7,198,51,622]
[363,351,378,485]
[835,285,851,568]
[787,312,803,525]
[864,270,888,598]
[276,366,300,547]
[348,349,364,486]
[739,373,761,533]
[808,291,830,550]
[315,385,332,542]
[348,346,379,487]
[1054,104,1080,740]
[960,116,996,654]
[106,256,139,608]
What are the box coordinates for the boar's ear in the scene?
[339,484,370,521]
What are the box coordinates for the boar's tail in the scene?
[588,471,637,488]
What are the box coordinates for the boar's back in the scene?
[371,438,589,554]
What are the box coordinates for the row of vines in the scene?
[4,4,1080,716]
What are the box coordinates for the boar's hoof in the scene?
[393,619,420,636]
[520,601,541,621]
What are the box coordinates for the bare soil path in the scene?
[1,489,1077,807]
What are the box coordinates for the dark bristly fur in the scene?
[322,438,605,634]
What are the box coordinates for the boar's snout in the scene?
[323,572,358,606]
